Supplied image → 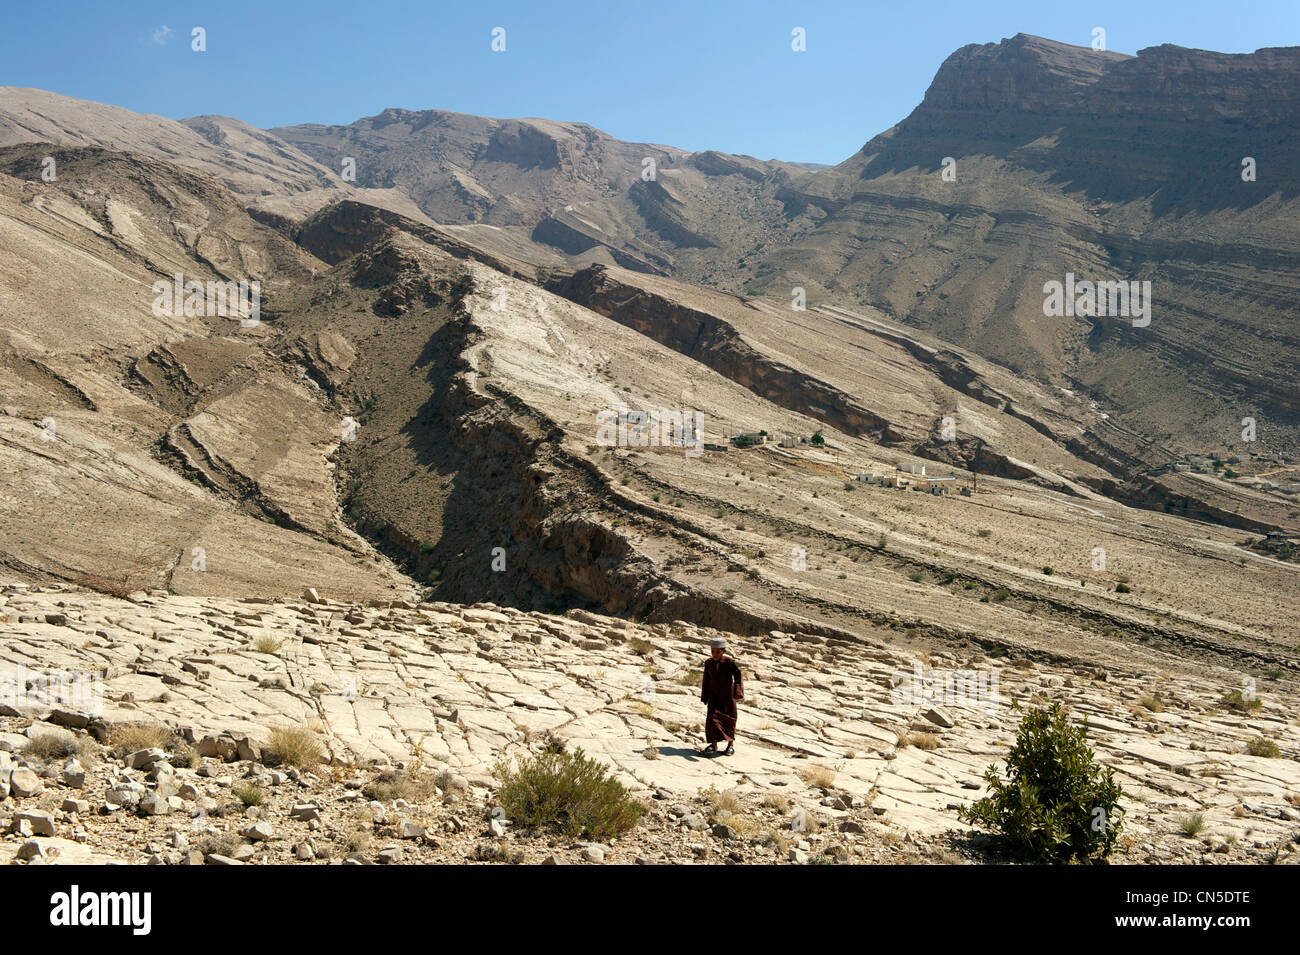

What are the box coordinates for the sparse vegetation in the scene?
[1220,688,1262,713]
[201,832,241,859]
[233,783,264,807]
[797,765,836,789]
[760,793,791,812]
[1176,812,1206,836]
[363,769,439,803]
[626,636,654,656]
[262,723,324,768]
[958,703,1124,863]
[492,742,643,839]
[254,634,282,654]
[22,731,90,761]
[108,722,175,758]
[1246,736,1281,758]
[702,785,744,817]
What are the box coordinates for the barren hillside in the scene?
[0,33,1298,868]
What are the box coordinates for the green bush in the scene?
[492,742,643,840]
[232,783,264,807]
[958,703,1124,863]
[1246,736,1280,758]
[1221,688,1262,713]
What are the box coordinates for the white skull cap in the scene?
[710,637,727,649]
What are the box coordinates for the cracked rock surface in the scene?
[2,584,1297,864]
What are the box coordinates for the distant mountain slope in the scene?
[3,31,1298,465]
[754,35,1300,457]
[0,87,433,222]
[0,143,410,599]
[0,86,341,196]
[271,108,823,279]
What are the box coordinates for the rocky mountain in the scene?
[0,87,338,197]
[753,35,1300,462]
[270,107,821,279]
[266,37,1300,465]
[0,33,1298,868]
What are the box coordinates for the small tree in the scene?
[958,703,1124,863]
[810,430,825,446]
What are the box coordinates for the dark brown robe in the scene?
[701,656,744,744]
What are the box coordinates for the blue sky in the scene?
[3,0,1298,165]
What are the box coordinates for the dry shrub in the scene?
[1138,693,1164,712]
[363,769,439,803]
[262,723,324,768]
[201,833,241,858]
[760,793,791,813]
[23,732,83,761]
[232,783,264,807]
[108,722,175,757]
[1246,736,1280,758]
[702,785,743,816]
[492,744,643,840]
[798,765,836,788]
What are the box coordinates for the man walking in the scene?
[700,636,743,756]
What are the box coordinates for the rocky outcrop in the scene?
[548,265,898,441]
[628,179,717,249]
[690,150,768,182]
[2,583,1297,866]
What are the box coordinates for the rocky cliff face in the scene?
[920,33,1128,115]
[755,35,1300,460]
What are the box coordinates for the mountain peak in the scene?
[923,33,1130,113]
